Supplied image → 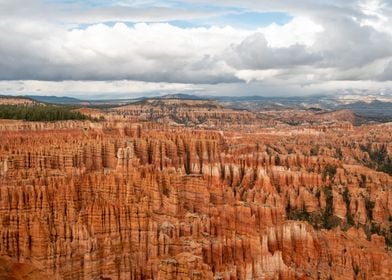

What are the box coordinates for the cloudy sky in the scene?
[1,0,392,98]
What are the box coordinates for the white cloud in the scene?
[360,0,392,35]
[0,21,248,83]
[0,0,223,25]
[235,69,283,83]
[256,17,323,48]
[1,0,392,97]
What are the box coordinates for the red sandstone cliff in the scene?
[0,119,391,279]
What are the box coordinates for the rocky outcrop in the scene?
[0,119,391,279]
[0,256,54,280]
[0,97,36,105]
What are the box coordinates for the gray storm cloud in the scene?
[1,0,392,96]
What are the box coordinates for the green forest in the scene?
[0,104,89,121]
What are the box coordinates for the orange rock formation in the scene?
[0,104,391,279]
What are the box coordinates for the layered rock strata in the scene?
[0,119,391,279]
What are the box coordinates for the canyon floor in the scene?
[0,98,391,279]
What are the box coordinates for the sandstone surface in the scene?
[0,103,391,279]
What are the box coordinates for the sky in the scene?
[1,0,392,98]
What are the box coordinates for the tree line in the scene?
[0,104,90,121]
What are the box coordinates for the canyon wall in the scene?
[0,119,391,279]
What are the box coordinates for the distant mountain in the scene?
[160,93,210,100]
[27,95,86,105]
[26,95,143,107]
[336,100,392,121]
[213,95,392,121]
[4,93,392,122]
